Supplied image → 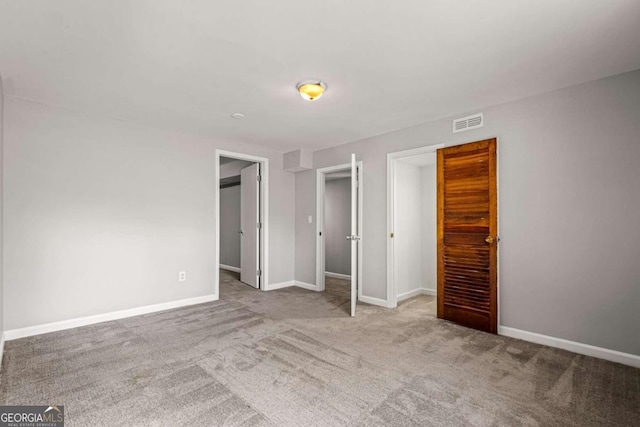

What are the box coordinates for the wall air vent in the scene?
[452,113,483,133]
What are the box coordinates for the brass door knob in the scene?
[485,236,495,244]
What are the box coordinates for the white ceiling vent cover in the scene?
[453,113,483,133]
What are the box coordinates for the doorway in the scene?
[316,157,363,317]
[387,140,499,333]
[387,144,443,309]
[215,150,269,297]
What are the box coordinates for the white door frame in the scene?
[386,144,443,308]
[316,162,363,296]
[215,149,269,296]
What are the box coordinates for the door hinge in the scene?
[257,222,262,229]
[257,269,262,276]
[257,175,262,183]
[390,232,394,238]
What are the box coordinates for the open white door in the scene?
[349,154,360,317]
[240,163,260,289]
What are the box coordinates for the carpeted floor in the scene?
[1,270,638,426]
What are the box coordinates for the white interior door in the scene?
[240,163,260,288]
[349,154,359,317]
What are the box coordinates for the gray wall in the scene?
[219,184,241,268]
[3,97,295,330]
[394,163,422,297]
[324,178,351,276]
[394,161,437,298]
[296,69,640,356]
[294,170,316,286]
[420,165,437,292]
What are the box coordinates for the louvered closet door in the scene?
[437,139,498,333]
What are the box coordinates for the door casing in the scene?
[386,141,500,326]
[315,162,363,300]
[215,149,269,295]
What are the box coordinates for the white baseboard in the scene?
[269,280,347,292]
[294,281,319,291]
[265,281,295,291]
[325,271,351,280]
[499,326,640,369]
[359,295,388,308]
[294,280,386,306]
[0,332,5,368]
[397,289,423,302]
[397,288,437,302]
[5,294,218,341]
[220,264,241,273]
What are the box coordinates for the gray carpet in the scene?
[1,270,638,426]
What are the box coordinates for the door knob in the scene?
[485,236,495,244]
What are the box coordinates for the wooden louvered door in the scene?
[437,138,497,333]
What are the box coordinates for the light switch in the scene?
[308,215,313,224]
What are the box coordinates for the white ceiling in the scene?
[1,1,639,152]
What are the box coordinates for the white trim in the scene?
[316,161,363,297]
[397,289,423,302]
[397,288,437,302]
[265,281,294,291]
[294,281,319,291]
[358,295,387,308]
[264,280,319,292]
[499,326,640,369]
[315,169,324,291]
[356,164,364,306]
[220,264,241,273]
[0,332,5,368]
[387,144,444,308]
[324,271,351,280]
[5,295,218,341]
[215,149,269,293]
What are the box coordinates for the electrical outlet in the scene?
[178,271,186,282]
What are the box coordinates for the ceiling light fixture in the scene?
[296,80,327,101]
[230,112,245,119]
